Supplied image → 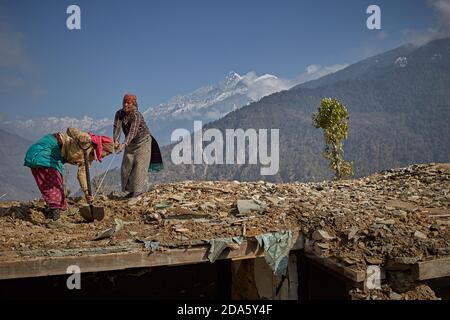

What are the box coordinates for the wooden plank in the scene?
[415,257,450,281]
[11,244,143,258]
[0,232,303,280]
[287,253,299,300]
[305,251,366,283]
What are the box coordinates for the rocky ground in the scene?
[0,163,449,299]
[349,284,441,300]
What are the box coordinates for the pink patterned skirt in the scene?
[31,167,67,210]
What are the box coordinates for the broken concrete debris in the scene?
[312,230,335,241]
[127,196,142,206]
[1,163,449,299]
[414,230,428,240]
[155,202,173,210]
[350,284,441,300]
[236,199,268,215]
[94,218,123,240]
[347,226,359,240]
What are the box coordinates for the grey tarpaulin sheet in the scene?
[256,230,295,275]
[208,236,244,263]
[137,239,160,251]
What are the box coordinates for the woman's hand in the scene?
[115,143,125,153]
[86,195,93,204]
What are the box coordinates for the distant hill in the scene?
[95,37,450,193]
[294,43,417,90]
[0,129,40,201]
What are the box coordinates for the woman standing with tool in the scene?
[113,93,162,199]
[24,128,114,221]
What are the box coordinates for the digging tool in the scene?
[93,152,117,199]
[79,149,105,222]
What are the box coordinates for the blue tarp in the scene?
[255,230,295,276]
[208,236,244,263]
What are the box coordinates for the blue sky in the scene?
[0,0,444,120]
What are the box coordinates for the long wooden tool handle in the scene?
[83,150,93,197]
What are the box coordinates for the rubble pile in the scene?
[349,284,441,300]
[296,163,450,272]
[0,163,449,295]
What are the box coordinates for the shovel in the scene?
[79,149,105,222]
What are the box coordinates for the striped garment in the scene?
[113,109,150,146]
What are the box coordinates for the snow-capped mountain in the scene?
[136,71,297,145]
[142,71,290,122]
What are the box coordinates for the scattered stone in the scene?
[375,218,395,225]
[414,230,427,240]
[435,220,450,227]
[218,211,229,218]
[94,219,123,240]
[128,197,142,206]
[315,242,330,250]
[155,202,173,210]
[236,200,267,215]
[200,202,217,211]
[365,257,383,265]
[146,212,161,221]
[403,284,440,300]
[342,257,357,265]
[347,227,359,240]
[169,195,184,202]
[389,292,403,300]
[392,210,408,219]
[312,230,335,241]
[265,197,280,205]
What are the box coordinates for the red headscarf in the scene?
[88,133,113,162]
[123,93,138,110]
